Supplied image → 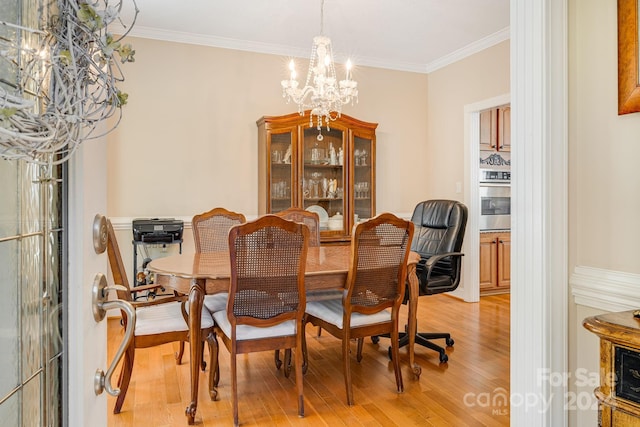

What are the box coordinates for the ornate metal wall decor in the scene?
[480,152,511,167]
[0,0,138,165]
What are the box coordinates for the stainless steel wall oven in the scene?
[479,169,511,231]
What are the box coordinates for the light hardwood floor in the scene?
[107,293,510,426]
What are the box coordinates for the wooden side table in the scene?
[583,310,640,426]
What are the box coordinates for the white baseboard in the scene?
[571,266,640,312]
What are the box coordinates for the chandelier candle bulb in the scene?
[289,60,297,80]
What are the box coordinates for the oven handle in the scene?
[479,182,511,187]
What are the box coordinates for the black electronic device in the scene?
[131,218,184,293]
[132,218,183,243]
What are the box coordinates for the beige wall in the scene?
[107,37,431,219]
[569,0,640,425]
[570,0,640,274]
[426,41,510,198]
[107,38,510,220]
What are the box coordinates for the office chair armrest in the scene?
[422,251,465,278]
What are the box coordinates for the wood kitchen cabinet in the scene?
[257,111,377,244]
[479,104,511,152]
[479,231,510,295]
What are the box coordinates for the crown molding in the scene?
[123,25,510,75]
[425,27,511,73]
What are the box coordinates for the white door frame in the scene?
[510,0,568,425]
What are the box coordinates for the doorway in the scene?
[462,94,510,302]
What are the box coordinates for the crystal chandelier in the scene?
[281,0,358,140]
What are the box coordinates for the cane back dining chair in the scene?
[105,219,216,414]
[210,215,309,427]
[303,213,414,405]
[191,207,246,314]
[275,207,321,246]
[273,207,326,373]
[192,207,248,253]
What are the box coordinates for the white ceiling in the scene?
[118,0,510,74]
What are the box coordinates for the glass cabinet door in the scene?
[302,127,346,235]
[269,130,294,213]
[353,134,374,224]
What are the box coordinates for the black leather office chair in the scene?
[407,199,467,362]
[374,200,467,363]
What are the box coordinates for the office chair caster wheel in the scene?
[371,336,380,344]
[446,338,454,347]
[439,353,449,363]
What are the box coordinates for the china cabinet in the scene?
[257,111,377,243]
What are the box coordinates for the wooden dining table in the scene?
[148,245,422,424]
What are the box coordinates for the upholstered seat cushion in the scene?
[204,292,229,313]
[212,310,296,341]
[136,301,214,336]
[306,299,391,329]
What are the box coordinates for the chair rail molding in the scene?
[109,213,412,232]
[571,266,640,312]
[109,216,192,231]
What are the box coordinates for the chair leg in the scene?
[201,343,207,371]
[390,326,404,393]
[316,326,322,337]
[211,332,220,391]
[114,345,135,414]
[356,338,364,362]
[301,316,309,374]
[231,352,239,427]
[295,341,304,417]
[175,341,185,365]
[283,349,292,378]
[274,349,282,369]
[342,334,354,406]
[206,332,217,401]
